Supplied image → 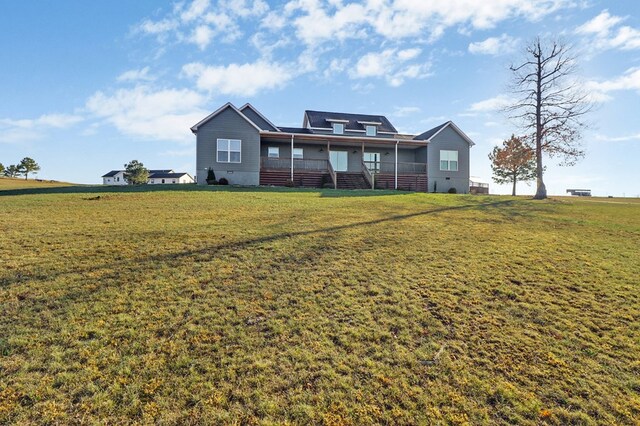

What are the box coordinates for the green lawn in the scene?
[1,182,639,424]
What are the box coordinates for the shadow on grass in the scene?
[1,199,517,291]
[0,184,432,198]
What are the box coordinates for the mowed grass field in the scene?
[1,180,639,425]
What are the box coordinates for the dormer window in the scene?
[366,125,377,136]
[332,123,344,135]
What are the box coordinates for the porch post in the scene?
[394,140,398,190]
[290,134,294,181]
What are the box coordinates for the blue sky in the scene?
[1,0,639,196]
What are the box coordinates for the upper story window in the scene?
[440,150,458,171]
[268,147,280,158]
[332,123,344,135]
[293,148,304,159]
[365,125,377,136]
[217,138,241,163]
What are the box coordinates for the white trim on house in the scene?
[427,121,476,146]
[191,102,263,133]
[440,150,459,171]
[217,138,242,163]
[260,131,428,147]
[268,146,280,158]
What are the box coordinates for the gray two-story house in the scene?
[192,102,474,193]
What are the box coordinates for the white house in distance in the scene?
[102,169,194,185]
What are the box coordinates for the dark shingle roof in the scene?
[148,169,173,174]
[277,127,313,134]
[304,110,397,133]
[149,172,189,179]
[413,122,450,141]
[102,170,123,177]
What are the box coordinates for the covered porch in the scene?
[259,133,428,191]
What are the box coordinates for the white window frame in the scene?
[292,148,304,159]
[217,138,242,163]
[332,123,344,135]
[440,150,459,171]
[365,125,377,136]
[268,147,280,158]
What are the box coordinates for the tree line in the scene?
[0,157,41,180]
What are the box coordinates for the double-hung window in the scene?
[292,148,304,159]
[440,150,458,171]
[268,147,280,158]
[365,125,377,136]
[217,139,241,163]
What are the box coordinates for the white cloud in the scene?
[136,0,269,49]
[595,133,640,143]
[392,106,421,117]
[469,94,512,112]
[586,67,640,101]
[117,67,155,82]
[397,48,421,61]
[182,60,294,96]
[189,25,215,50]
[575,10,622,37]
[291,1,370,45]
[350,48,430,86]
[370,0,574,40]
[575,10,640,51]
[0,113,84,144]
[86,85,206,142]
[224,0,269,18]
[468,34,519,55]
[137,18,179,36]
[180,0,211,22]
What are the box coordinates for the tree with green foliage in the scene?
[19,157,40,180]
[123,160,149,185]
[489,135,537,196]
[4,164,21,178]
[506,37,591,199]
[0,163,4,175]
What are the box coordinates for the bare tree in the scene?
[506,37,591,199]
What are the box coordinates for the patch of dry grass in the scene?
[1,186,639,424]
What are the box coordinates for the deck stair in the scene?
[336,172,370,190]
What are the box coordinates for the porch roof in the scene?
[260,130,429,148]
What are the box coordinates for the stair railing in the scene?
[361,159,374,189]
[327,160,337,189]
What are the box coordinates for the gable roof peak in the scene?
[414,120,475,146]
[239,103,280,132]
[190,102,262,133]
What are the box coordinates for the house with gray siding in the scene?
[192,102,475,192]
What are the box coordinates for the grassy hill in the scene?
[1,186,638,424]
[0,176,74,190]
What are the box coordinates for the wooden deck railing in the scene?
[261,157,329,171]
[364,161,427,175]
